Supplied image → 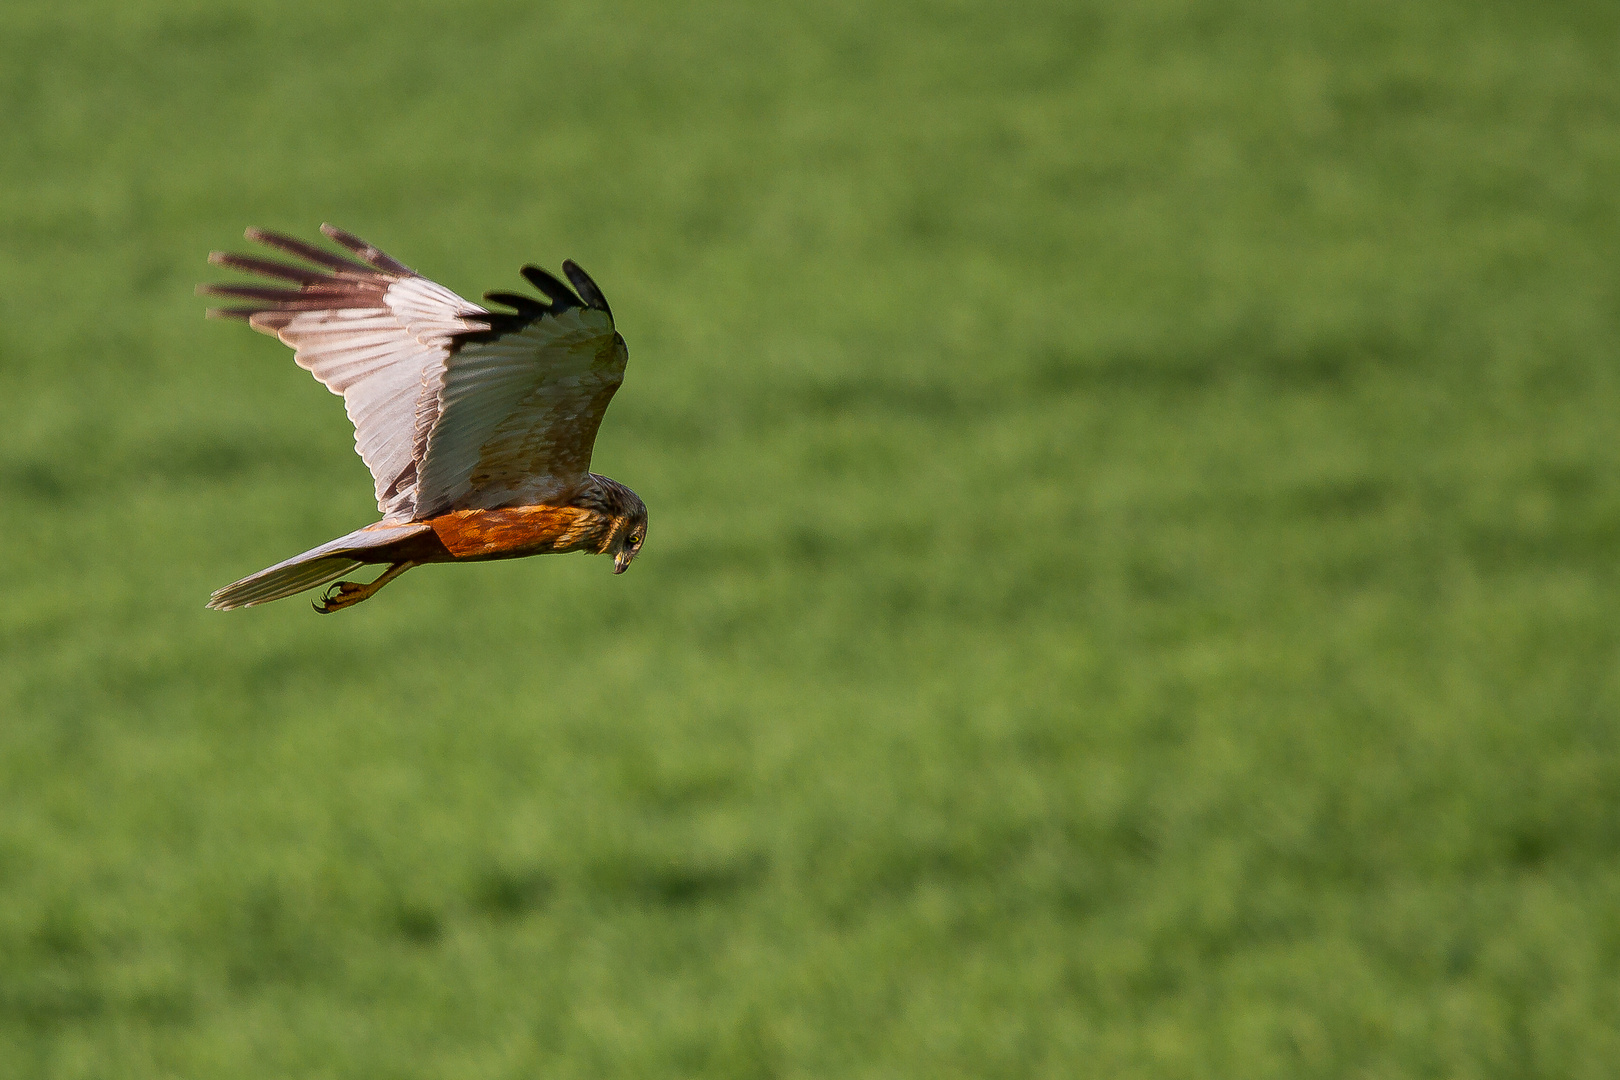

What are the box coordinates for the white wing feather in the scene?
[254,284,487,518]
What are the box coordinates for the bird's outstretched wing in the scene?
[201,226,626,520]
[201,224,482,518]
[414,262,626,517]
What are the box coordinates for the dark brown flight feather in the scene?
[197,283,335,304]
[243,227,375,276]
[206,251,327,285]
[319,223,415,275]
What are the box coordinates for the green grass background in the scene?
[2,0,1619,1076]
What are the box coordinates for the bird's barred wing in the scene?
[199,225,487,519]
[411,262,627,517]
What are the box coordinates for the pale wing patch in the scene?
[253,282,486,518]
[272,306,452,517]
[414,307,623,515]
[386,277,486,342]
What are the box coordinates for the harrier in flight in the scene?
[201,225,646,613]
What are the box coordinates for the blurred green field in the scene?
[3,0,1620,1076]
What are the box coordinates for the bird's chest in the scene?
[427,505,602,561]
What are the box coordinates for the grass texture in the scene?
[3,1,1620,1076]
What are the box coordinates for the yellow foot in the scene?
[314,579,375,614]
[311,560,417,614]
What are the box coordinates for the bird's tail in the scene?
[208,556,362,611]
[207,522,430,610]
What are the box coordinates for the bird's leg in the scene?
[314,561,418,614]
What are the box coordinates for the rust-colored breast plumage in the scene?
[426,504,604,561]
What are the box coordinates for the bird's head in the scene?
[578,474,647,574]
[612,506,648,574]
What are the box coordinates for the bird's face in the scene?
[613,517,647,574]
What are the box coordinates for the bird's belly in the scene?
[426,504,600,562]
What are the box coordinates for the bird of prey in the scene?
[200,225,646,613]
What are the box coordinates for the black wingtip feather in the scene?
[561,260,612,318]
[483,291,551,317]
[520,265,583,309]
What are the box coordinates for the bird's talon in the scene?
[314,580,355,614]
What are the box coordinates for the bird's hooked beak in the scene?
[613,520,644,574]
